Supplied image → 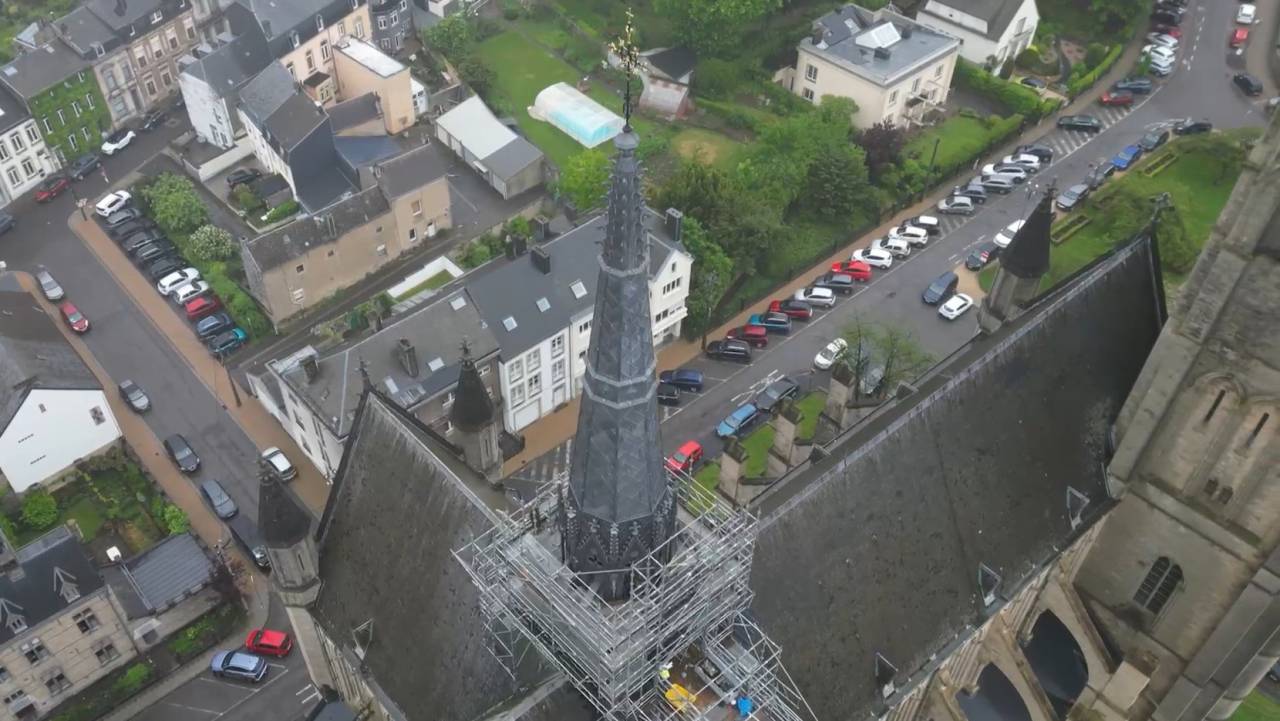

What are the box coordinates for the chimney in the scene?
[530,247,551,274]
[811,26,824,44]
[902,25,913,38]
[874,46,892,59]
[262,19,272,38]
[664,208,684,243]
[301,354,320,382]
[509,234,528,257]
[397,338,419,377]
[531,217,549,242]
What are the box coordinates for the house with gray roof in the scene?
[916,0,1039,72]
[0,39,111,163]
[177,3,273,148]
[435,95,545,199]
[784,3,960,127]
[0,80,59,208]
[102,532,220,650]
[0,274,121,494]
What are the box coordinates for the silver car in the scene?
[35,269,64,301]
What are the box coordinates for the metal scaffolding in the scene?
[455,468,815,721]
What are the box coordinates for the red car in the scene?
[665,440,704,474]
[1153,24,1181,39]
[829,260,872,282]
[34,176,70,203]
[768,299,813,320]
[1231,28,1249,48]
[60,301,89,333]
[244,628,293,657]
[726,324,768,348]
[184,295,222,321]
[1099,90,1134,107]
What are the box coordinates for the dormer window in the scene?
[6,616,25,635]
[91,42,104,58]
[151,10,163,24]
[316,15,325,32]
[291,32,300,49]
[351,0,359,9]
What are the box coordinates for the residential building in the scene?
[434,95,545,200]
[784,4,959,128]
[246,287,499,479]
[466,207,690,432]
[0,527,137,720]
[0,42,109,164]
[916,0,1039,73]
[102,533,219,651]
[0,275,122,495]
[0,84,59,207]
[242,0,372,87]
[368,0,412,54]
[331,37,413,133]
[176,4,272,148]
[638,47,695,118]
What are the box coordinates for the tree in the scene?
[856,121,907,180]
[557,149,611,211]
[805,143,871,221]
[188,224,237,261]
[738,95,863,213]
[423,15,474,60]
[162,504,190,535]
[870,323,934,394]
[141,173,208,235]
[679,217,734,340]
[837,316,878,403]
[655,0,783,54]
[457,56,494,97]
[21,491,58,531]
[1088,0,1143,32]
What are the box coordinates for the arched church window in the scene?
[1134,556,1182,615]
[1203,390,1227,424]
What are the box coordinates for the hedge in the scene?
[955,59,1059,119]
[262,199,300,224]
[1067,44,1124,97]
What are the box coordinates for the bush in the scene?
[139,172,208,235]
[112,663,153,695]
[230,183,263,212]
[1068,44,1124,96]
[1085,43,1110,69]
[955,60,1055,119]
[637,132,671,161]
[162,504,190,535]
[262,200,299,224]
[695,58,745,100]
[188,225,237,261]
[21,491,58,531]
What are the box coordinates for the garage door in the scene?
[513,399,543,431]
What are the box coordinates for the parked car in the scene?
[66,153,102,180]
[200,480,237,519]
[100,128,136,155]
[104,207,143,227]
[157,268,201,296]
[164,434,201,473]
[1142,44,1177,67]
[1234,72,1264,96]
[95,190,132,217]
[872,236,910,258]
[185,295,222,321]
[937,196,975,215]
[852,247,893,268]
[768,298,814,320]
[665,440,704,474]
[145,256,186,282]
[1237,3,1257,25]
[726,324,768,348]
[1151,9,1182,26]
[134,242,178,265]
[754,376,800,414]
[659,368,704,392]
[812,271,859,295]
[908,215,941,235]
[117,380,151,413]
[1230,28,1250,48]
[173,280,212,304]
[1149,56,1176,77]
[887,223,929,246]
[1150,24,1181,39]
[122,230,167,253]
[109,218,155,239]
[1019,76,1046,90]
[1112,77,1154,94]
[748,312,792,334]
[210,651,266,682]
[208,327,248,356]
[1085,161,1117,189]
[1112,144,1143,170]
[1146,32,1179,49]
[226,168,263,187]
[814,337,848,371]
[716,403,762,439]
[59,301,89,333]
[35,269,64,301]
[260,447,297,481]
[1058,115,1103,133]
[656,381,681,406]
[1056,183,1091,211]
[965,242,1000,271]
[34,175,70,202]
[995,220,1026,248]
[1174,119,1213,135]
[796,286,837,307]
[1139,129,1170,152]
[827,261,871,282]
[1099,90,1134,107]
[195,312,235,340]
[0,211,13,235]
[244,629,292,658]
[140,110,168,130]
[981,163,1027,182]
[979,176,1016,194]
[953,182,989,203]
[705,339,752,363]
[1013,143,1054,163]
[922,271,959,305]
[1000,153,1041,172]
[938,293,975,320]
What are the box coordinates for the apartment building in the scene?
[0,42,109,164]
[0,85,59,207]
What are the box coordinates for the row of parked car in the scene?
[211,626,295,684]
[938,143,1057,216]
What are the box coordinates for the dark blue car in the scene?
[1112,144,1143,170]
[659,368,704,392]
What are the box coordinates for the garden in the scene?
[1013,0,1142,97]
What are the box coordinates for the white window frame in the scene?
[805,64,818,82]
[801,87,814,101]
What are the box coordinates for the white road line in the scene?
[214,665,292,719]
[160,702,222,715]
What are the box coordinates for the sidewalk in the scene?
[502,37,1147,470]
[68,214,333,514]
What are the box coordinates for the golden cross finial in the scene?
[608,7,640,129]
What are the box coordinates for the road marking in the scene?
[297,684,322,706]
[160,702,222,715]
[212,665,292,719]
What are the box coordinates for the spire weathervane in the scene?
[608,7,640,130]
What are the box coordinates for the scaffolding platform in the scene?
[454,469,815,721]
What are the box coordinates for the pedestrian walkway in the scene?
[68,214,332,514]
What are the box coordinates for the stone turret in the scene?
[977,186,1054,334]
[450,341,502,484]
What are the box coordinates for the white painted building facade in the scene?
[0,119,59,207]
[178,68,238,149]
[916,0,1039,72]
[0,388,121,493]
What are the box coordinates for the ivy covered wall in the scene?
[28,70,111,162]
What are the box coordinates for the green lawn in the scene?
[64,497,105,541]
[741,424,776,478]
[906,114,1023,178]
[795,391,827,441]
[393,270,453,301]
[671,127,741,170]
[1230,692,1280,721]
[694,463,720,495]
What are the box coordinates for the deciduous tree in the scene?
[141,172,208,235]
[21,491,58,531]
[655,0,783,54]
[557,149,611,211]
[188,224,237,262]
[855,121,907,180]
[679,217,734,339]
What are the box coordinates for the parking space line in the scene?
[212,665,292,720]
[160,702,223,715]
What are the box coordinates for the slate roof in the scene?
[803,4,959,87]
[466,209,684,358]
[181,18,272,97]
[57,6,119,56]
[1002,188,1053,279]
[276,288,498,438]
[244,186,388,270]
[334,135,403,168]
[750,234,1166,721]
[0,41,91,100]
[84,0,170,32]
[644,47,696,81]
[312,391,538,721]
[0,82,32,135]
[259,474,312,547]
[920,0,1028,41]
[296,166,357,213]
[0,527,106,645]
[239,62,298,128]
[481,137,544,182]
[374,142,450,198]
[328,92,381,133]
[236,0,343,40]
[119,533,214,614]
[265,92,328,153]
[0,274,101,433]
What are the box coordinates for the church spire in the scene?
[978,185,1055,334]
[450,338,495,433]
[560,15,675,601]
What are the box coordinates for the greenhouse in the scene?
[530,82,624,148]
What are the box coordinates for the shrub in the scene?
[955,60,1055,119]
[188,224,238,261]
[262,200,299,224]
[231,183,263,212]
[1068,44,1124,96]
[162,504,190,535]
[112,663,153,695]
[637,132,671,161]
[21,491,58,531]
[140,172,208,235]
[1085,43,1110,69]
[695,58,744,100]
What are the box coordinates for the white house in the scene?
[781,4,960,128]
[0,85,60,208]
[177,23,272,149]
[468,208,692,432]
[916,0,1039,73]
[0,275,121,494]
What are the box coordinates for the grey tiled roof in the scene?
[481,137,544,183]
[751,234,1165,721]
[0,41,91,100]
[238,62,297,127]
[0,527,106,644]
[244,186,388,270]
[803,4,959,87]
[264,91,327,152]
[328,92,381,133]
[84,0,170,32]
[374,142,449,198]
[180,19,272,97]
[466,208,683,358]
[277,288,498,438]
[121,533,214,612]
[0,82,31,135]
[921,0,1027,41]
[0,274,101,432]
[57,6,119,56]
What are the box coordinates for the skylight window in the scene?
[503,317,518,331]
[536,297,550,312]
[427,357,444,372]
[570,281,587,299]
[856,22,901,50]
[450,295,467,310]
